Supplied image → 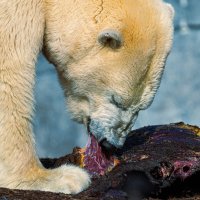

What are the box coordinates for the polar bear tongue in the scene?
[83,134,119,176]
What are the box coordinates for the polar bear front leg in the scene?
[0,0,90,194]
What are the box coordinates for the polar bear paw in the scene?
[13,165,91,194]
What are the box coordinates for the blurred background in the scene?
[34,0,200,158]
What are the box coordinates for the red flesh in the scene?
[83,134,116,176]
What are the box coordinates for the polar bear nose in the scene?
[100,138,116,154]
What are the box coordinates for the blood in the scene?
[83,134,118,176]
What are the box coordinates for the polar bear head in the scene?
[44,0,174,149]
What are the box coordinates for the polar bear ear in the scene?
[98,29,123,49]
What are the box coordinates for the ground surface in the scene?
[1,123,200,200]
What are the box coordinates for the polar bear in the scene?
[0,0,174,194]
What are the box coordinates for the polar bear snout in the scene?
[89,116,135,149]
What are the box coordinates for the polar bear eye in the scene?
[98,29,123,49]
[110,95,127,111]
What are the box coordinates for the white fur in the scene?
[0,0,90,194]
[0,0,174,193]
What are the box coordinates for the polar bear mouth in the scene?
[87,117,130,148]
[87,118,116,151]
